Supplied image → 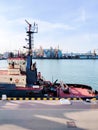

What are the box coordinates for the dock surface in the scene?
[0,100,98,130]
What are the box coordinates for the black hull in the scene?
[0,83,97,99]
[0,89,44,98]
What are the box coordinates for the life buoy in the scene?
[15,79,19,83]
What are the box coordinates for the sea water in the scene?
[0,59,98,90]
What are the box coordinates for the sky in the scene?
[0,0,98,53]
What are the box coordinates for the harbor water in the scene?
[0,59,98,90]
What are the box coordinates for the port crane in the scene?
[93,49,98,56]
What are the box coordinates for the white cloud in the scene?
[0,16,97,54]
[74,8,87,23]
[0,17,26,53]
[60,33,98,53]
[53,23,75,30]
[33,19,76,33]
[2,17,76,50]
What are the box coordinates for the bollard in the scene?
[2,94,7,101]
[60,98,72,105]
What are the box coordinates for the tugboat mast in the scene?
[25,20,38,69]
[25,20,38,86]
[25,19,38,56]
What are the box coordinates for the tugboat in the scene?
[0,20,97,99]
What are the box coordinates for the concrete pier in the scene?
[0,100,98,130]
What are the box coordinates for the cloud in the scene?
[53,23,75,30]
[33,19,76,33]
[0,17,26,53]
[0,16,97,54]
[74,8,87,23]
[61,33,98,53]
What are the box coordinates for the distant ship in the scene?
[0,20,98,99]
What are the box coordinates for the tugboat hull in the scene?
[0,83,97,99]
[0,83,43,97]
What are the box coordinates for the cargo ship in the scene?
[0,20,98,99]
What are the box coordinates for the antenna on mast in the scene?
[25,20,32,32]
